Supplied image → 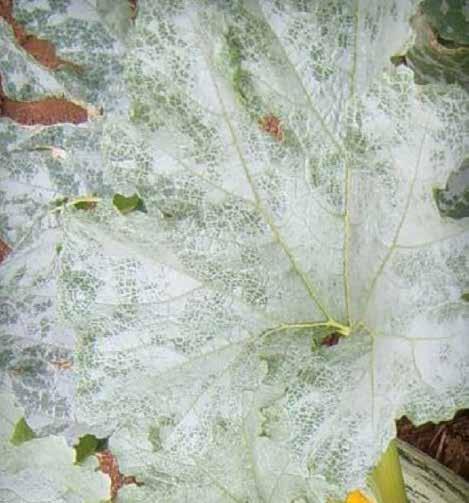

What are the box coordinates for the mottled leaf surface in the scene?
[0,392,110,502]
[1,1,469,502]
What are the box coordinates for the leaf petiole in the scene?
[368,439,408,503]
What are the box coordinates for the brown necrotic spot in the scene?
[0,0,80,70]
[259,114,284,142]
[96,449,143,500]
[0,95,88,125]
[0,1,88,126]
[0,238,11,264]
[0,75,88,125]
[129,0,138,20]
[320,332,341,347]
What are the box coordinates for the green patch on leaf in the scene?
[148,416,174,452]
[461,293,469,302]
[420,0,469,45]
[73,200,98,211]
[396,1,469,89]
[50,196,99,212]
[51,196,69,208]
[390,54,407,67]
[433,158,469,219]
[222,25,272,124]
[112,193,145,214]
[73,433,108,464]
[10,416,36,445]
[225,27,251,106]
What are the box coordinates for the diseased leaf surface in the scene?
[0,392,110,502]
[0,1,468,502]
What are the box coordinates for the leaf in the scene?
[0,0,126,438]
[0,391,110,502]
[74,433,107,464]
[5,0,128,107]
[1,1,469,502]
[10,417,36,446]
[112,193,145,215]
[419,0,469,45]
[400,0,469,89]
[433,158,469,219]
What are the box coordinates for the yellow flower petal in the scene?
[345,490,373,503]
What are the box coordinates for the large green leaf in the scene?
[1,1,468,502]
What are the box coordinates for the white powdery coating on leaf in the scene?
[0,392,110,502]
[0,0,468,502]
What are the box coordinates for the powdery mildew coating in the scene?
[0,1,468,502]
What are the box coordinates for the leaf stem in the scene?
[368,439,408,503]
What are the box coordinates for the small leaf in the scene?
[73,433,107,464]
[10,416,36,445]
[112,193,145,215]
[461,293,469,302]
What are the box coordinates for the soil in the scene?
[397,410,469,482]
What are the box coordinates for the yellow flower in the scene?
[345,490,373,503]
